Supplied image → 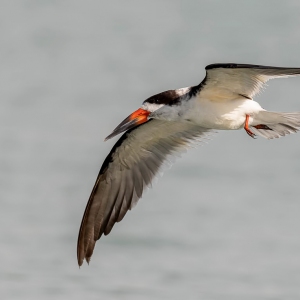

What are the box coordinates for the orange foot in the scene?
[244,114,256,138]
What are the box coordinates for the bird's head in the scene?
[104,89,188,141]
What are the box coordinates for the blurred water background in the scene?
[1,1,300,299]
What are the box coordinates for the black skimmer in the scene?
[77,63,300,266]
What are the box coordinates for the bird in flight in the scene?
[77,63,300,266]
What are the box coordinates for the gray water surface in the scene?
[2,1,300,299]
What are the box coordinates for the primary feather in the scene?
[77,119,210,266]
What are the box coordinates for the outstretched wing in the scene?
[200,63,300,101]
[77,119,210,266]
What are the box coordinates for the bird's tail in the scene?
[250,111,300,139]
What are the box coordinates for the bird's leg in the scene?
[244,114,256,138]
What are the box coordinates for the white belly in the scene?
[185,97,265,130]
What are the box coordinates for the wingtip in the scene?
[77,257,83,267]
[77,257,89,267]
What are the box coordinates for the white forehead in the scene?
[141,102,164,112]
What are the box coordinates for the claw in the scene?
[244,114,256,139]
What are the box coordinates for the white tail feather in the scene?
[250,111,300,139]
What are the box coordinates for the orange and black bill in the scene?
[105,108,150,141]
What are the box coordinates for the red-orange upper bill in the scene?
[105,108,150,141]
